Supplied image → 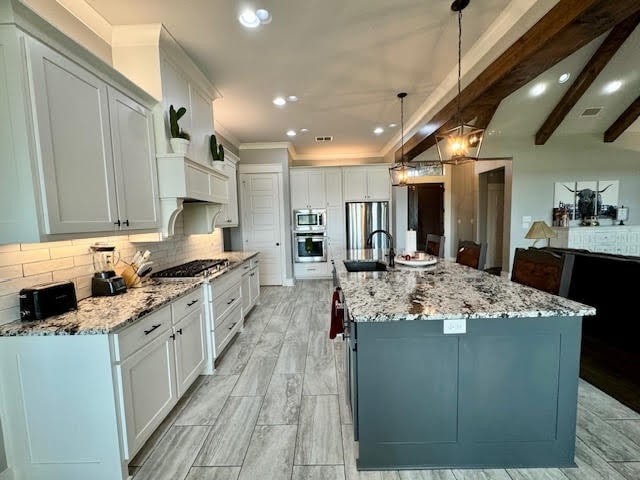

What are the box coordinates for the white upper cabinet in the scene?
[343,166,390,202]
[217,152,239,227]
[324,168,343,208]
[0,25,159,244]
[27,38,119,234]
[290,169,327,209]
[108,87,159,230]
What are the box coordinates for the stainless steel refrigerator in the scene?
[345,201,390,250]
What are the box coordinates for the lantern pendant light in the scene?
[389,92,416,186]
[436,0,484,165]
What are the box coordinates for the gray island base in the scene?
[334,249,595,471]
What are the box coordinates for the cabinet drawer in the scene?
[214,302,242,352]
[213,283,242,328]
[594,231,615,244]
[294,262,329,278]
[250,256,260,269]
[211,268,242,298]
[114,305,172,362]
[171,288,204,322]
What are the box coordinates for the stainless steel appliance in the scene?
[345,201,390,250]
[150,259,230,279]
[294,209,326,232]
[294,232,327,263]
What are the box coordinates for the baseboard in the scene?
[0,467,14,480]
[283,278,296,287]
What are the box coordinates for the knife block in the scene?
[119,263,142,288]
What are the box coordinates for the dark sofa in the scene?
[543,247,640,412]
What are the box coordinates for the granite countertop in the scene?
[0,279,203,337]
[0,251,260,337]
[336,249,596,323]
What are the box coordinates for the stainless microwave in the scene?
[294,209,326,232]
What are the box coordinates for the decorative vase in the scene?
[212,160,225,171]
[170,138,190,155]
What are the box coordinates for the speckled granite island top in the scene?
[336,249,596,322]
[0,279,203,337]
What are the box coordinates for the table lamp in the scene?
[616,206,629,226]
[525,220,557,247]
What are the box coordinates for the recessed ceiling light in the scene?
[286,130,297,137]
[300,128,309,133]
[558,73,571,84]
[255,8,272,24]
[530,83,547,97]
[388,123,397,128]
[603,80,622,94]
[287,95,298,102]
[238,9,260,28]
[273,97,286,106]
[373,127,384,135]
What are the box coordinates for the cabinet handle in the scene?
[250,273,255,277]
[243,265,250,270]
[114,219,121,227]
[187,299,199,307]
[276,242,280,246]
[228,322,237,330]
[123,219,130,227]
[177,328,183,335]
[169,333,176,340]
[307,268,316,271]
[144,324,161,335]
[226,298,235,305]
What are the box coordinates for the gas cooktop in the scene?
[150,259,229,278]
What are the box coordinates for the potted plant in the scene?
[169,105,190,155]
[210,134,225,167]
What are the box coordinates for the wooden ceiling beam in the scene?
[399,0,640,161]
[604,96,640,142]
[535,13,640,145]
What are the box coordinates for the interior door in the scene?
[241,173,284,285]
[486,183,505,269]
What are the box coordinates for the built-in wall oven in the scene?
[294,209,326,232]
[294,232,327,263]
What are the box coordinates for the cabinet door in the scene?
[249,266,260,308]
[324,168,343,207]
[108,87,159,230]
[119,331,177,459]
[189,84,214,165]
[219,160,239,227]
[241,272,251,313]
[366,167,391,201]
[343,168,368,202]
[27,38,118,233]
[290,170,309,208]
[173,308,206,397]
[307,170,326,208]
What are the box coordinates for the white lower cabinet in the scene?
[294,262,330,279]
[173,307,206,397]
[118,326,178,459]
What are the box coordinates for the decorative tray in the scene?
[394,256,438,267]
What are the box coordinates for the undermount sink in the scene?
[343,260,388,272]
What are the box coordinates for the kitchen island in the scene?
[333,250,595,471]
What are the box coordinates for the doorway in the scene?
[478,168,505,271]
[408,184,444,251]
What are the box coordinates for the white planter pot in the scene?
[170,138,190,155]
[212,161,225,171]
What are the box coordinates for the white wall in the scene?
[481,133,640,268]
[0,417,6,475]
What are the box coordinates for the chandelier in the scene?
[389,92,416,186]
[436,0,484,165]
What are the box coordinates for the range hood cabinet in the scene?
[157,154,229,237]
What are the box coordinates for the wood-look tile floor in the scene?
[131,280,640,480]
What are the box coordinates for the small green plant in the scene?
[210,134,225,161]
[169,105,189,140]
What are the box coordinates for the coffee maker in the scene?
[90,243,127,296]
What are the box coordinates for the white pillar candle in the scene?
[405,230,417,255]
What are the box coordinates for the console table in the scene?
[551,225,640,256]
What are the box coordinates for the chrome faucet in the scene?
[366,230,395,267]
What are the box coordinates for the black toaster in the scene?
[19,281,78,321]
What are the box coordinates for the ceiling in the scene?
[488,26,640,139]
[84,0,514,156]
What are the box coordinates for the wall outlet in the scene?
[443,319,466,334]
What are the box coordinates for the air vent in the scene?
[315,136,333,142]
[580,107,603,117]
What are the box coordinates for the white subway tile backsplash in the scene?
[0,225,224,326]
[0,249,50,267]
[23,257,75,277]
